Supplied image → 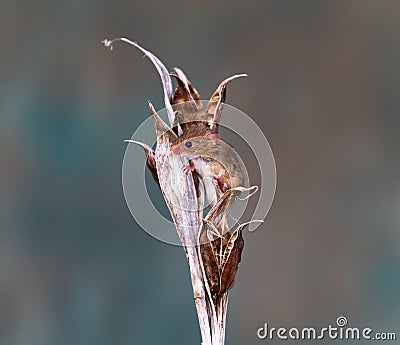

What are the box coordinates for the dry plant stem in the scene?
[187,245,213,345]
[154,132,212,344]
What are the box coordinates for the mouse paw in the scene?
[182,164,195,175]
[213,175,228,192]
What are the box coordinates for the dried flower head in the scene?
[103,37,261,345]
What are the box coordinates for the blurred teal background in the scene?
[1,1,400,344]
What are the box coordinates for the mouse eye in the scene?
[185,141,192,148]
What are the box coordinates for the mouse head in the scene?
[170,132,221,156]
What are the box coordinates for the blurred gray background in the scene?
[1,1,399,344]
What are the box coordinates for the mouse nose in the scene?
[170,144,182,155]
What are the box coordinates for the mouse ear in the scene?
[205,74,247,133]
[102,38,176,127]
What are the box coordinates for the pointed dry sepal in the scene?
[148,101,178,146]
[199,219,221,299]
[170,73,200,127]
[173,67,205,123]
[171,72,197,105]
[124,139,159,186]
[124,139,153,153]
[102,37,176,126]
[172,67,190,92]
[203,189,235,231]
[219,226,244,294]
[219,220,262,293]
[205,74,247,132]
[201,185,257,231]
[173,67,201,100]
